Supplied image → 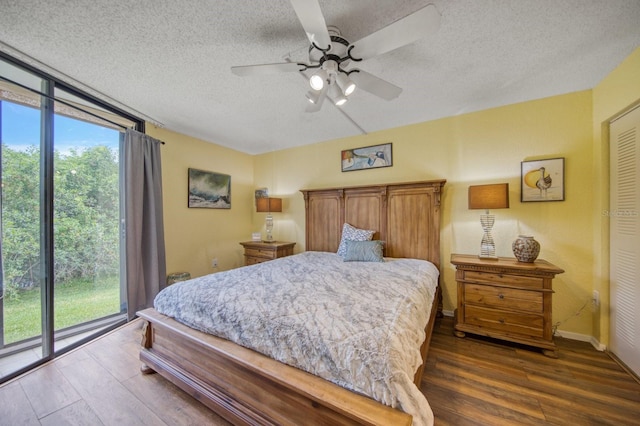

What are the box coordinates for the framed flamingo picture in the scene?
[520,157,565,202]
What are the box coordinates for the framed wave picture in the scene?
[341,143,393,172]
[188,168,231,209]
[520,157,565,202]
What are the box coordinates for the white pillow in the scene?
[337,223,375,258]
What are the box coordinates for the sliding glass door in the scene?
[52,88,125,345]
[0,66,46,374]
[0,55,139,383]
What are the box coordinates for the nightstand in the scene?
[451,253,564,357]
[239,241,296,265]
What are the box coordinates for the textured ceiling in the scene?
[1,0,640,154]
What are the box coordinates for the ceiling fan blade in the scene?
[290,0,331,50]
[231,62,305,76]
[348,4,440,61]
[349,70,402,101]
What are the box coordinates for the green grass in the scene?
[3,276,121,344]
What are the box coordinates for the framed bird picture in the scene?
[341,143,393,172]
[521,157,565,202]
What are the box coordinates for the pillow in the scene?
[337,223,375,257]
[343,240,385,262]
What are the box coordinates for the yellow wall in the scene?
[154,47,640,341]
[591,46,640,344]
[146,125,254,277]
[255,91,596,337]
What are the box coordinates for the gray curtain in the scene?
[124,129,166,321]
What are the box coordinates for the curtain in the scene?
[124,129,166,321]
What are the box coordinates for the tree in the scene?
[2,145,40,293]
[53,146,120,282]
[2,144,120,296]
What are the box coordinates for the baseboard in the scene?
[554,330,606,351]
[590,337,606,352]
[608,351,640,385]
[442,310,454,317]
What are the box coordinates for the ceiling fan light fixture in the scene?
[305,90,321,104]
[329,84,347,106]
[231,3,442,116]
[322,59,338,74]
[309,70,327,90]
[336,73,356,96]
[335,96,348,106]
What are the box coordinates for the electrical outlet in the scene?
[211,258,218,268]
[592,290,600,308]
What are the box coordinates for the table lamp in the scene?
[468,183,509,259]
[256,197,282,242]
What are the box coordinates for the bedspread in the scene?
[154,251,438,426]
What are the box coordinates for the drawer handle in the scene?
[498,294,505,299]
[499,319,505,324]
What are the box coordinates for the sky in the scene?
[1,100,120,155]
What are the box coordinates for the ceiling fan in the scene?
[231,1,441,112]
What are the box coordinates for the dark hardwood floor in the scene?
[1,315,639,425]
[423,316,640,425]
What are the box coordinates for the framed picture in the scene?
[520,157,565,202]
[254,188,268,199]
[341,143,393,172]
[188,168,231,209]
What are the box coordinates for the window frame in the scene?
[0,52,144,384]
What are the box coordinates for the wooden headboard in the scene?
[300,180,446,269]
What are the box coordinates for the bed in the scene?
[138,179,445,425]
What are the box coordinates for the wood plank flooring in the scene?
[422,316,640,425]
[1,315,639,425]
[0,319,231,426]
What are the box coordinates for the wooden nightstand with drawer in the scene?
[239,241,296,266]
[451,253,564,357]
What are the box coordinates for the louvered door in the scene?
[610,105,640,377]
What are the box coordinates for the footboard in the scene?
[137,308,413,426]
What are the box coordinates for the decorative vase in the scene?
[512,235,540,263]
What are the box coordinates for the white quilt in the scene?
[154,251,438,426]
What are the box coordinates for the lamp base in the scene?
[478,254,499,260]
[264,213,274,243]
[479,214,497,259]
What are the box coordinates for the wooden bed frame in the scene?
[138,179,445,426]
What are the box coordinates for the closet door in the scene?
[609,105,640,377]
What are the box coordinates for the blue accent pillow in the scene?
[343,240,385,262]
[337,223,375,258]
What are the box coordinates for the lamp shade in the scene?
[256,197,282,213]
[468,183,509,210]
